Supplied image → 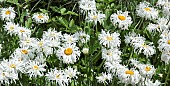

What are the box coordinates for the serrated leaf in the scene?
[58,17,68,28]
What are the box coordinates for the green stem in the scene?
[30,0,41,13]
[165,63,170,86]
[133,18,142,30]
[47,0,51,11]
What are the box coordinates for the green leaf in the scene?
[50,6,60,13]
[7,0,20,6]
[20,11,27,24]
[69,19,75,27]
[60,8,66,15]
[25,18,32,28]
[63,11,78,16]
[58,17,68,28]
[39,8,48,13]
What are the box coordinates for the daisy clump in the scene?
[125,32,156,57]
[146,17,169,33]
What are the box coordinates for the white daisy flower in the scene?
[138,64,155,78]
[64,67,79,79]
[117,67,141,85]
[35,54,46,64]
[19,37,37,48]
[7,72,18,84]
[124,32,146,45]
[102,48,121,62]
[162,2,170,18]
[62,34,78,44]
[0,59,24,74]
[0,7,16,21]
[56,43,80,64]
[25,60,46,78]
[96,72,112,84]
[104,61,123,74]
[146,17,169,33]
[86,11,106,25]
[158,33,170,52]
[45,68,69,86]
[79,0,96,13]
[0,70,10,85]
[130,59,140,67]
[160,30,170,38]
[136,1,158,20]
[146,23,159,33]
[43,28,62,47]
[145,79,161,86]
[157,17,169,28]
[161,51,170,64]
[98,30,121,48]
[74,31,90,43]
[32,13,49,23]
[34,39,53,56]
[12,47,34,60]
[16,26,31,39]
[43,28,62,41]
[133,41,156,57]
[156,0,167,6]
[3,22,19,35]
[110,10,132,30]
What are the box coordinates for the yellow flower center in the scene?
[20,30,25,33]
[144,7,151,12]
[145,66,151,71]
[9,26,14,30]
[2,73,5,76]
[26,40,30,43]
[5,10,11,15]
[38,15,44,19]
[118,15,126,20]
[18,58,23,62]
[125,70,134,75]
[64,48,73,55]
[56,74,60,79]
[106,36,113,41]
[38,41,43,47]
[10,64,16,68]
[21,50,28,54]
[107,52,112,56]
[167,40,170,44]
[33,65,39,70]
[142,44,148,48]
[165,3,170,7]
[92,15,98,20]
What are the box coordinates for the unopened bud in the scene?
[82,48,89,55]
